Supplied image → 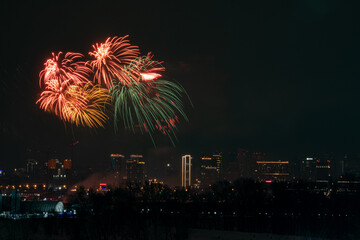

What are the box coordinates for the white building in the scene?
[182,155,192,187]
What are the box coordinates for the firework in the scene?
[37,81,109,128]
[63,83,110,128]
[89,36,140,88]
[37,36,192,142]
[37,78,72,120]
[39,52,91,87]
[111,79,189,144]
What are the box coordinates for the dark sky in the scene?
[1,0,360,171]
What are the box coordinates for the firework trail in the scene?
[89,36,140,88]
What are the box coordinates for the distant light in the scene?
[265,180,272,183]
[167,163,170,167]
[306,158,313,161]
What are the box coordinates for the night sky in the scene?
[1,1,360,171]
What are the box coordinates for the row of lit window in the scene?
[0,184,67,189]
[316,166,331,168]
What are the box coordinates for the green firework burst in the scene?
[111,79,190,145]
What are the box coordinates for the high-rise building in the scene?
[255,160,290,182]
[126,155,146,184]
[110,154,126,180]
[250,152,267,179]
[315,158,331,183]
[64,159,72,170]
[200,156,218,187]
[300,157,316,181]
[213,153,223,179]
[47,159,58,170]
[182,155,192,187]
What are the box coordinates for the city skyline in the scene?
[3,148,360,188]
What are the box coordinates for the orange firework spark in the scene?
[89,35,140,88]
[37,78,73,120]
[37,82,109,128]
[39,52,91,87]
[63,83,110,128]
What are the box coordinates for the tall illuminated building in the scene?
[47,159,58,170]
[315,158,331,183]
[64,159,72,170]
[182,155,192,187]
[200,156,217,187]
[126,155,146,184]
[110,154,126,180]
[213,153,223,179]
[255,160,290,182]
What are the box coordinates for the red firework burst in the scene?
[89,35,140,88]
[39,52,91,87]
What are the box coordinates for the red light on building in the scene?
[64,159,72,169]
[99,183,107,191]
[48,159,57,169]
